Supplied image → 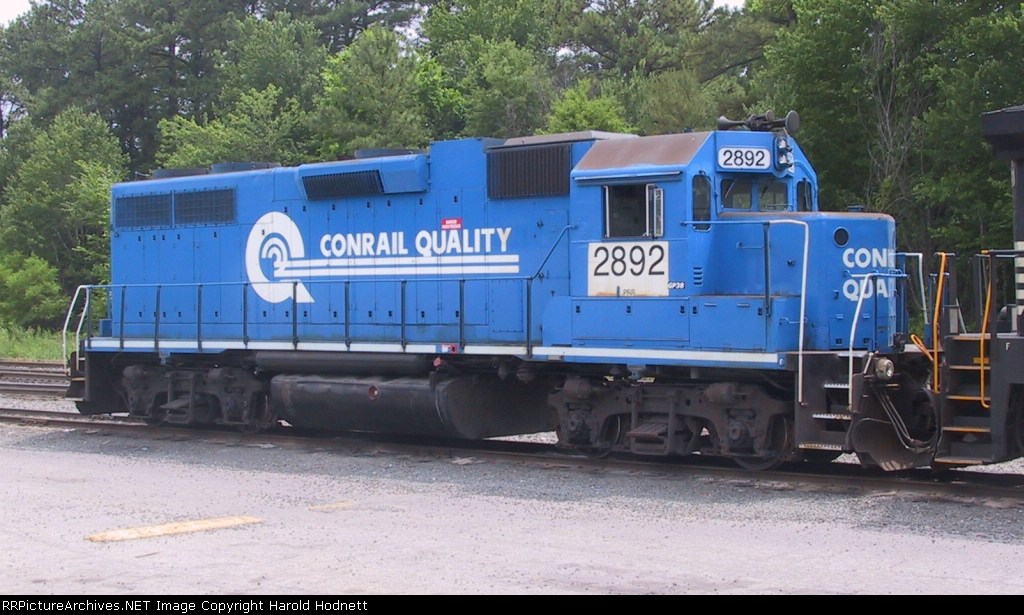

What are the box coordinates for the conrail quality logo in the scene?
[245,212,519,304]
[841,247,895,302]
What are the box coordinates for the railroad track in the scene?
[0,360,68,396]
[3,402,1024,505]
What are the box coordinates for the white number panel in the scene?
[587,241,669,297]
[717,147,771,170]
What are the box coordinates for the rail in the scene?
[0,360,68,396]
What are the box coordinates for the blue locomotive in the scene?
[64,109,1023,471]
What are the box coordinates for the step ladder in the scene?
[64,352,86,401]
[797,381,852,454]
[626,420,669,455]
[159,371,210,424]
[934,334,994,465]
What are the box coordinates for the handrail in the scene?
[931,253,951,394]
[531,225,576,279]
[848,270,908,393]
[69,219,813,382]
[69,224,571,359]
[979,251,994,409]
[900,252,927,325]
[909,333,934,363]
[764,220,810,404]
[61,285,90,375]
[675,218,810,401]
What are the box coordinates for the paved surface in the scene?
[3,422,1024,595]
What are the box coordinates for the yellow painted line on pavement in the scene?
[87,515,263,542]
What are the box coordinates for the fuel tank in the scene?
[271,374,556,439]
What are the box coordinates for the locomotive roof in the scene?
[574,131,710,172]
[496,130,638,149]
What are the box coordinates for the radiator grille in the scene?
[303,170,384,199]
[488,144,570,199]
[114,194,172,228]
[175,189,236,225]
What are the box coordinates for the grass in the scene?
[0,326,66,361]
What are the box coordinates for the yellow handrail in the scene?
[979,252,993,409]
[931,253,948,393]
[910,333,934,363]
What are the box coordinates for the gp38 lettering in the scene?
[587,241,670,297]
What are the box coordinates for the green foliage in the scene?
[1,0,1023,331]
[0,118,40,201]
[754,0,877,211]
[421,0,553,55]
[0,253,67,329]
[415,56,467,141]
[419,0,557,140]
[0,0,86,126]
[1,107,125,294]
[913,5,1024,259]
[462,40,553,138]
[1,0,262,171]
[689,1,787,119]
[157,85,312,167]
[220,13,329,112]
[555,0,714,77]
[545,79,635,134]
[635,69,717,134]
[265,0,423,53]
[312,25,428,158]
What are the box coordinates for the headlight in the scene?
[874,358,895,381]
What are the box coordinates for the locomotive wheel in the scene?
[237,393,275,435]
[731,416,793,471]
[578,415,625,458]
[675,416,704,455]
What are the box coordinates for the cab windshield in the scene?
[720,178,789,211]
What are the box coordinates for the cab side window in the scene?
[693,175,711,231]
[797,180,813,211]
[605,184,664,238]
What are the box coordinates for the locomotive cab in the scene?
[542,111,923,467]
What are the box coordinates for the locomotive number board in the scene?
[717,146,771,171]
[587,241,669,297]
